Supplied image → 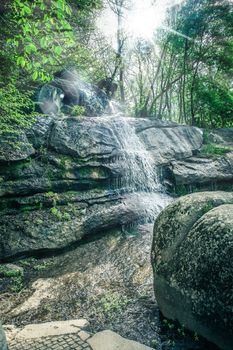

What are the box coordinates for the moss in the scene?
[201,201,214,214]
[50,206,72,221]
[20,203,43,211]
[9,275,24,292]
[78,166,106,179]
[33,260,55,271]
[100,292,132,315]
[0,265,23,278]
[200,144,231,156]
[175,185,199,197]
[90,188,105,194]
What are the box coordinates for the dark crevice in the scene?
[0,224,125,263]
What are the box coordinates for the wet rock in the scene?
[152,191,233,350]
[0,132,35,163]
[0,115,202,259]
[139,125,203,164]
[87,330,153,350]
[37,68,110,116]
[0,115,230,260]
[0,192,171,259]
[169,152,233,186]
[0,322,8,350]
[208,128,233,146]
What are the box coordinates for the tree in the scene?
[0,0,104,134]
[156,0,233,127]
[106,0,131,103]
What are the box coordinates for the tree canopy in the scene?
[0,0,232,134]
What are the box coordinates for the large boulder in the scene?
[37,69,110,116]
[152,191,233,350]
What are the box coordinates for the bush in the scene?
[70,105,86,116]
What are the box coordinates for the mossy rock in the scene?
[152,191,233,350]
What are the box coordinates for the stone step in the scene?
[4,320,153,350]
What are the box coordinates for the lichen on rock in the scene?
[152,191,233,350]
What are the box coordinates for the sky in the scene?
[97,0,184,44]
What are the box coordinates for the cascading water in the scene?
[99,107,173,222]
[110,116,162,193]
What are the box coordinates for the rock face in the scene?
[0,116,203,260]
[37,69,110,116]
[169,153,233,186]
[151,191,233,350]
[0,322,8,350]
[0,115,232,260]
[163,128,233,191]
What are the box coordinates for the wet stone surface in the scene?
[1,225,219,350]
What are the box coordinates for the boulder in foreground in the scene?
[152,191,233,350]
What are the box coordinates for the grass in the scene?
[201,143,231,156]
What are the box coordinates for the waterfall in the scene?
[98,113,173,222]
[110,116,162,193]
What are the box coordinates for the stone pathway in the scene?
[9,333,91,350]
[4,319,153,350]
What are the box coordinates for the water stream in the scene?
[98,111,173,222]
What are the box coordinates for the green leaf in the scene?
[32,71,38,80]
[65,5,72,15]
[25,43,37,54]
[54,46,62,55]
[23,5,32,15]
[16,56,26,67]
[40,37,47,48]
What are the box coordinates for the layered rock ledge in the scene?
[0,115,232,259]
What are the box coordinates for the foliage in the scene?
[201,129,231,156]
[0,265,23,278]
[50,206,71,221]
[71,105,86,116]
[0,0,104,134]
[156,0,233,127]
[124,0,233,128]
[0,0,232,133]
[6,0,74,81]
[0,82,35,135]
[200,144,231,156]
[50,206,63,220]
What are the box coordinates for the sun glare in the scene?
[97,0,184,43]
[126,0,169,39]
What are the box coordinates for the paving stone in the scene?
[14,320,88,340]
[78,330,91,341]
[88,330,153,350]
[9,333,92,350]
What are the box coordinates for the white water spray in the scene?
[110,116,162,193]
[95,113,173,221]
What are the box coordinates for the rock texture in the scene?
[0,322,8,350]
[88,330,153,350]
[5,320,153,350]
[169,152,233,186]
[152,191,233,350]
[0,115,232,259]
[0,116,202,260]
[163,128,233,191]
[5,319,91,350]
